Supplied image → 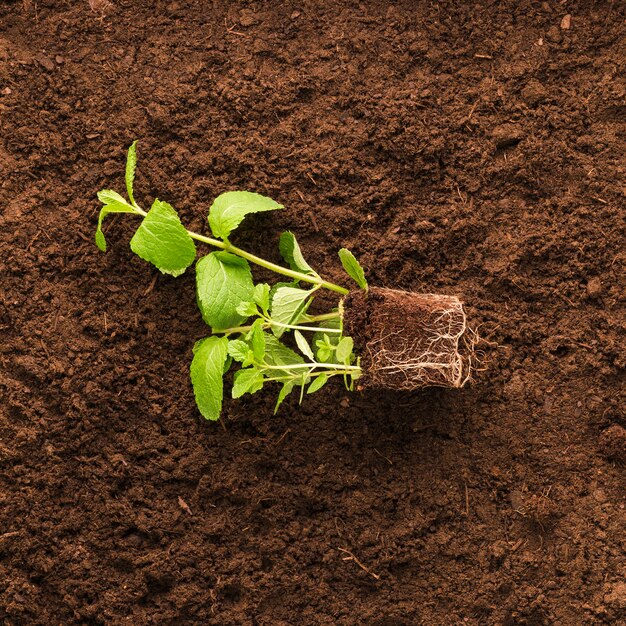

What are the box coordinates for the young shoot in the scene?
[95,142,368,420]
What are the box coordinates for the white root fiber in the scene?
[365,288,474,390]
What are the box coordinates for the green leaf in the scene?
[264,333,310,379]
[316,346,332,362]
[263,334,309,380]
[279,231,314,274]
[308,373,329,394]
[125,140,138,205]
[236,301,258,317]
[97,189,131,207]
[338,248,368,291]
[270,286,313,338]
[336,336,354,363]
[232,368,264,399]
[130,199,196,277]
[95,203,136,252]
[274,381,295,414]
[208,191,283,240]
[227,339,249,362]
[313,318,341,363]
[196,251,254,330]
[294,330,314,361]
[269,280,298,304]
[190,336,229,421]
[251,323,266,361]
[253,283,271,313]
[264,334,305,367]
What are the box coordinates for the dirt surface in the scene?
[1,1,625,624]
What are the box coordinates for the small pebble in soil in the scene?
[239,11,259,27]
[37,55,55,71]
[521,80,547,106]
[545,26,563,43]
[586,277,603,298]
[492,123,524,150]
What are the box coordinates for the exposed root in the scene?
[344,287,477,390]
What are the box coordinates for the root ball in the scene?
[343,287,474,391]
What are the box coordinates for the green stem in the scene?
[263,368,361,383]
[301,312,341,323]
[263,363,361,372]
[186,231,348,294]
[131,202,349,294]
[216,317,341,336]
[270,321,341,333]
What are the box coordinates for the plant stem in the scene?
[131,202,349,294]
[192,232,348,294]
[264,368,361,383]
[216,315,341,336]
[263,363,361,372]
[270,321,341,333]
[301,312,341,323]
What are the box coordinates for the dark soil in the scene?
[1,1,625,624]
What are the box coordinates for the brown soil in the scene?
[344,287,472,390]
[1,1,625,624]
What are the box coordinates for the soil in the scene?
[344,288,470,390]
[1,1,625,624]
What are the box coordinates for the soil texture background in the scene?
[1,1,625,624]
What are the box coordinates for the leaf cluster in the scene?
[96,142,368,420]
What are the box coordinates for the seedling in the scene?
[96,142,473,421]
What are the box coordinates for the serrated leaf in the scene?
[338,248,368,291]
[294,330,314,361]
[236,301,258,317]
[274,381,295,414]
[129,199,196,277]
[316,346,332,362]
[208,191,283,240]
[253,283,270,313]
[279,231,314,275]
[264,334,305,367]
[312,316,341,352]
[196,251,254,330]
[97,189,131,207]
[270,286,313,338]
[307,373,329,394]
[125,140,138,205]
[227,339,249,362]
[232,368,264,399]
[269,280,298,302]
[251,323,266,361]
[336,336,354,363]
[263,334,309,381]
[190,336,229,421]
[95,203,136,252]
